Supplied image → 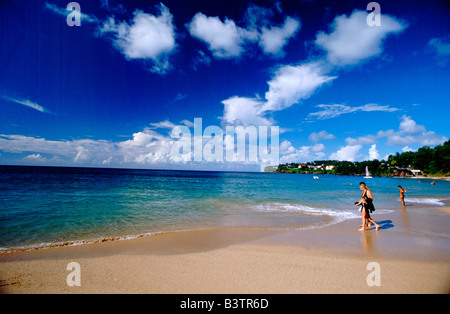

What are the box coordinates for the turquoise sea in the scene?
[1,166,449,251]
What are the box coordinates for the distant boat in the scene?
[313,176,319,179]
[364,166,372,179]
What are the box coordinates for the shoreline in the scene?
[0,227,279,255]
[1,206,449,294]
[1,204,445,255]
[0,216,358,255]
[0,208,392,255]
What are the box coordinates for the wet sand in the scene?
[1,206,449,294]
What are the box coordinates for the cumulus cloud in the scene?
[0,129,174,167]
[279,140,326,163]
[188,13,255,59]
[187,3,300,59]
[329,144,362,162]
[0,119,278,169]
[23,154,47,161]
[45,2,177,74]
[98,4,176,73]
[0,134,116,165]
[344,115,448,156]
[220,61,336,127]
[217,8,407,132]
[368,144,380,160]
[259,17,301,57]
[315,10,407,66]
[384,131,447,147]
[221,96,273,127]
[378,115,447,147]
[402,146,416,153]
[398,114,426,134]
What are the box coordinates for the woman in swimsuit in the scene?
[398,185,407,208]
[355,182,380,231]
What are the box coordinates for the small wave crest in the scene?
[406,198,446,206]
[0,232,158,254]
[251,202,360,221]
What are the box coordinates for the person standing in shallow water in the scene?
[355,182,380,231]
[398,185,407,208]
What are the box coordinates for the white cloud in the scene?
[279,140,297,156]
[345,135,377,146]
[149,120,178,130]
[402,146,416,153]
[2,96,53,114]
[263,62,337,112]
[379,115,447,147]
[188,13,255,59]
[308,130,335,143]
[398,114,426,134]
[188,4,300,59]
[308,103,400,120]
[220,61,336,127]
[23,154,46,161]
[329,144,362,162]
[117,128,177,164]
[384,131,447,147]
[221,96,273,127]
[149,119,194,130]
[344,115,447,158]
[279,140,325,163]
[0,119,277,170]
[315,10,407,66]
[336,116,447,162]
[0,129,174,167]
[0,134,116,165]
[45,2,176,74]
[217,9,407,135]
[99,4,176,73]
[368,144,380,160]
[259,16,300,56]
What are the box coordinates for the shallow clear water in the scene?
[0,166,449,250]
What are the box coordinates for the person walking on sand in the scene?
[355,182,380,231]
[398,185,407,208]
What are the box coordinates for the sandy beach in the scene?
[1,206,449,294]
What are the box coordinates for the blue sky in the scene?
[0,0,449,171]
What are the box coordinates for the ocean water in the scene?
[0,166,449,251]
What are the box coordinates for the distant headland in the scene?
[265,140,450,179]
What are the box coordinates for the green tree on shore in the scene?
[277,140,450,176]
